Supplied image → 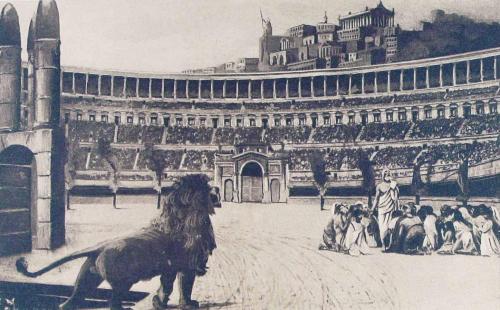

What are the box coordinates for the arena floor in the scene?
[1,199,499,310]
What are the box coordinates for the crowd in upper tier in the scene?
[67,113,499,146]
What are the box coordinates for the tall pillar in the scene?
[72,73,75,94]
[186,80,190,99]
[466,60,470,84]
[374,72,378,93]
[260,80,264,99]
[348,75,352,95]
[98,75,102,96]
[336,76,339,96]
[123,77,127,97]
[33,1,61,129]
[494,57,497,80]
[148,78,152,99]
[323,76,327,96]
[273,79,276,99]
[361,74,365,94]
[310,78,314,97]
[387,71,391,93]
[439,65,443,87]
[298,78,302,98]
[173,79,177,99]
[85,73,89,95]
[247,80,251,99]
[222,80,226,98]
[425,67,430,88]
[198,79,201,99]
[480,58,484,82]
[26,17,36,129]
[135,76,139,98]
[236,80,239,99]
[0,4,21,132]
[210,80,214,99]
[161,78,164,99]
[285,79,289,98]
[399,70,403,91]
[413,68,417,90]
[452,63,457,86]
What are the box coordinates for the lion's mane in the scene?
[150,174,216,271]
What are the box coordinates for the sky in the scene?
[1,0,499,73]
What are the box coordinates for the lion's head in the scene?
[150,174,220,273]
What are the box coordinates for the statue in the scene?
[260,10,272,36]
[373,168,400,250]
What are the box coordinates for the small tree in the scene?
[97,138,119,208]
[144,143,167,209]
[309,150,329,211]
[456,142,476,208]
[357,149,376,208]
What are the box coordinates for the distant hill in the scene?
[396,10,500,61]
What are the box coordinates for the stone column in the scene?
[85,73,89,95]
[173,79,177,99]
[439,65,443,87]
[198,80,202,99]
[361,74,365,94]
[452,63,457,86]
[135,77,139,98]
[260,80,264,99]
[387,71,391,93]
[466,60,470,84]
[148,78,152,99]
[236,80,239,99]
[336,76,339,96]
[494,57,497,80]
[310,78,315,97]
[413,68,417,90]
[248,80,251,99]
[323,76,327,96]
[285,79,289,98]
[222,80,226,98]
[186,80,190,99]
[348,75,352,95]
[399,70,403,91]
[298,78,302,98]
[374,72,378,93]
[160,78,164,98]
[425,67,430,88]
[210,80,214,99]
[480,58,484,82]
[273,79,277,99]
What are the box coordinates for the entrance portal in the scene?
[241,162,263,202]
[0,145,35,256]
[224,179,234,202]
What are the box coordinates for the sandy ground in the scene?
[1,200,499,310]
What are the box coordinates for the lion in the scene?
[16,174,221,310]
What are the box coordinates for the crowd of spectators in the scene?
[446,86,499,100]
[394,91,445,103]
[372,146,423,169]
[410,118,464,139]
[213,127,263,145]
[359,122,411,142]
[136,149,183,170]
[68,121,115,143]
[264,126,311,144]
[112,148,137,170]
[164,127,213,145]
[461,114,500,136]
[117,124,143,143]
[182,151,216,170]
[142,126,164,144]
[311,125,361,143]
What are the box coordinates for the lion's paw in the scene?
[152,295,169,310]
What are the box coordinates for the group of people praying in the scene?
[319,169,500,257]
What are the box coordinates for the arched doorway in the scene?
[224,179,234,202]
[241,162,263,202]
[0,145,36,256]
[270,179,280,203]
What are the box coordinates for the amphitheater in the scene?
[56,48,500,203]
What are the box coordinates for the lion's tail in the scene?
[15,248,99,278]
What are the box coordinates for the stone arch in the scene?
[240,161,264,203]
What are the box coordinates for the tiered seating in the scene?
[359,122,410,142]
[264,127,311,144]
[183,151,216,170]
[373,146,422,168]
[68,121,115,143]
[461,114,500,136]
[344,96,393,106]
[213,127,263,145]
[164,127,213,144]
[311,125,361,143]
[112,148,137,170]
[142,126,164,144]
[447,86,498,99]
[289,150,316,170]
[410,118,463,139]
[325,149,345,170]
[117,124,143,143]
[394,91,445,103]
[136,149,183,170]
[87,149,107,170]
[469,141,499,164]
